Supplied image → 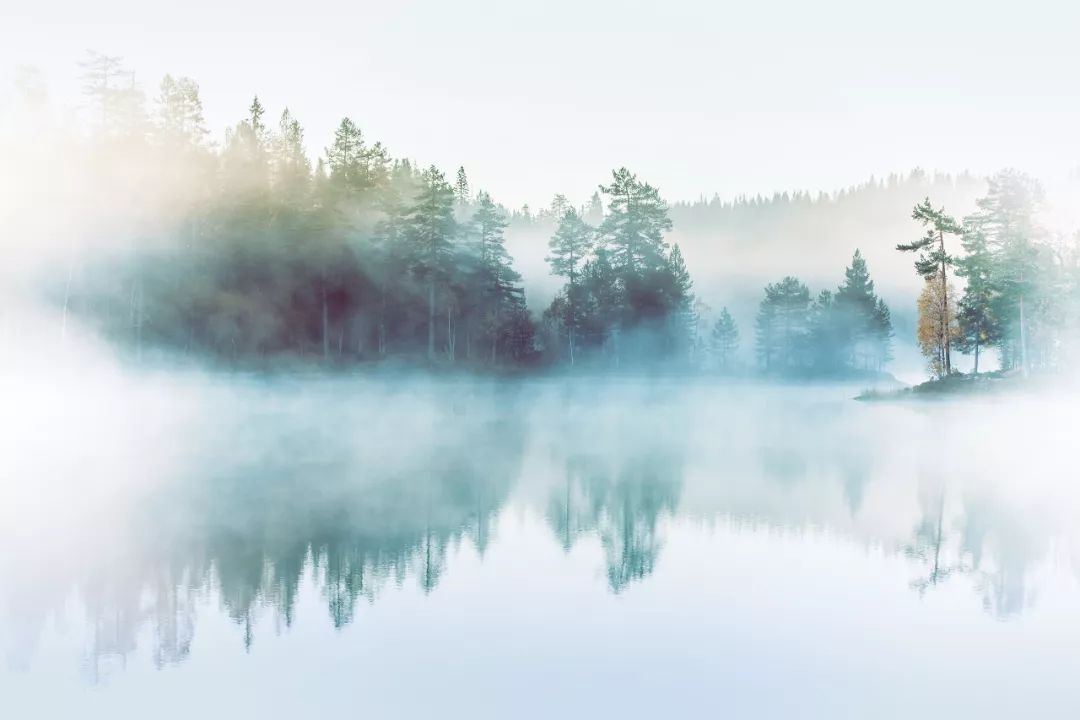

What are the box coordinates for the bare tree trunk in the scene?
[973,338,980,375]
[378,284,387,356]
[427,280,435,362]
[939,230,951,375]
[1019,291,1029,377]
[447,304,456,363]
[321,285,329,361]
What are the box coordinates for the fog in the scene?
[4,327,1080,717]
[5,36,1080,720]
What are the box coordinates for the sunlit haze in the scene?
[5,0,1080,206]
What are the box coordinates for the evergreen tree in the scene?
[403,166,458,361]
[966,170,1045,374]
[549,194,570,222]
[79,50,124,128]
[326,117,388,194]
[579,247,622,361]
[871,298,894,370]
[599,167,672,276]
[546,208,595,364]
[155,75,208,147]
[711,307,739,371]
[834,249,891,370]
[899,198,961,375]
[272,108,311,201]
[755,277,811,373]
[664,243,695,357]
[585,191,604,226]
[469,191,523,362]
[954,218,1000,373]
[455,166,470,206]
[248,96,266,144]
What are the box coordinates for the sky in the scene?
[3,0,1080,208]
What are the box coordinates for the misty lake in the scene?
[3,372,1080,718]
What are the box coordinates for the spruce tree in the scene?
[599,167,672,277]
[470,191,522,362]
[954,219,999,373]
[834,249,890,370]
[546,208,595,364]
[711,307,739,372]
[966,170,1044,374]
[403,166,458,361]
[756,277,811,373]
[455,166,470,206]
[665,243,694,356]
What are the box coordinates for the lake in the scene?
[3,372,1080,718]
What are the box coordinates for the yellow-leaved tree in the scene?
[917,271,961,379]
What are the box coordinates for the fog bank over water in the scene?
[4,328,1080,716]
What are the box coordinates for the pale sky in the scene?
[4,0,1080,208]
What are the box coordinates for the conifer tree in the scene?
[599,167,672,276]
[756,277,811,372]
[834,249,891,370]
[403,166,458,361]
[455,166,470,206]
[155,75,208,147]
[954,219,999,373]
[711,307,739,372]
[470,191,522,362]
[546,208,595,364]
[665,243,695,355]
[900,198,961,375]
[966,170,1044,374]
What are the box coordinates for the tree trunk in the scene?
[378,283,387,356]
[427,280,435,362]
[447,304,455,363]
[1019,291,1029,377]
[939,230,951,375]
[973,337,980,375]
[321,286,329,361]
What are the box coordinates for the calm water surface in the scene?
[3,373,1080,718]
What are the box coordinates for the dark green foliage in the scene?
[542,169,695,367]
[545,208,595,364]
[755,277,811,372]
[62,78,536,367]
[711,307,739,371]
[754,252,892,376]
[954,219,1000,373]
[967,170,1046,372]
[455,166,470,206]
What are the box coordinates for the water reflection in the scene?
[2,378,1079,679]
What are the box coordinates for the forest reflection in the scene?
[2,380,1075,678]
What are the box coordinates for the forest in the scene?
[6,54,1080,380]
[898,171,1080,379]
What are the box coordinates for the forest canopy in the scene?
[4,54,1080,381]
